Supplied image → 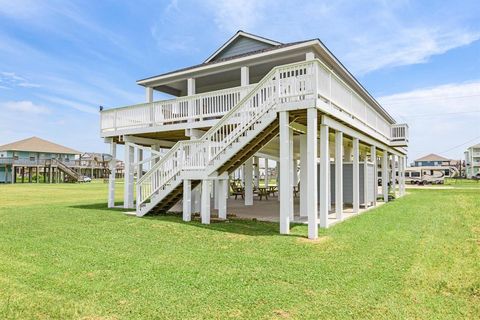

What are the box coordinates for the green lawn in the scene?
[0,183,479,319]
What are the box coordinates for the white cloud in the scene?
[0,71,41,88]
[203,0,272,33]
[379,81,480,160]
[347,28,480,74]
[38,95,98,115]
[1,100,51,114]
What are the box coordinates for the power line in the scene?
[402,110,480,118]
[438,135,480,154]
[383,93,480,105]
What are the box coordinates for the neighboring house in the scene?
[464,143,480,178]
[100,30,409,239]
[78,152,124,179]
[0,137,81,183]
[412,153,459,177]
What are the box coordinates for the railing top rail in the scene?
[101,84,256,113]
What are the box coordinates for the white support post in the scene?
[264,158,269,188]
[306,108,318,238]
[400,156,405,196]
[213,180,220,210]
[299,134,308,217]
[137,148,143,180]
[108,141,117,208]
[183,180,192,222]
[218,179,227,219]
[151,145,160,166]
[391,154,397,197]
[146,87,153,103]
[371,145,377,206]
[279,111,292,234]
[241,66,250,87]
[319,122,329,228]
[201,179,210,224]
[382,151,389,202]
[363,150,369,208]
[254,157,260,189]
[335,131,343,220]
[124,143,135,209]
[244,157,253,206]
[352,138,360,213]
[187,78,195,121]
[289,127,294,220]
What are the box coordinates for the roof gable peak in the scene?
[204,30,282,63]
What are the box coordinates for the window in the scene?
[411,172,420,177]
[405,172,410,177]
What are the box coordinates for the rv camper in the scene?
[405,166,447,185]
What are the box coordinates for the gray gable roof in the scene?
[205,31,281,63]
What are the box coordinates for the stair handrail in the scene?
[136,59,318,208]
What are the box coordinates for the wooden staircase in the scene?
[52,159,82,182]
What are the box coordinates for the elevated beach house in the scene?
[100,31,409,239]
[0,137,81,183]
[412,153,459,177]
[465,143,480,178]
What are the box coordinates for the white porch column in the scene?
[183,180,192,221]
[391,154,397,197]
[352,138,360,213]
[187,78,195,121]
[335,131,343,220]
[244,157,253,206]
[307,108,318,238]
[279,111,292,234]
[400,156,405,196]
[213,180,220,210]
[371,145,377,206]
[264,158,269,188]
[289,127,294,220]
[218,179,227,219]
[124,143,135,209]
[363,150,369,208]
[254,157,260,189]
[319,122,329,228]
[137,148,143,179]
[299,134,308,217]
[241,66,250,87]
[201,179,210,224]
[382,151,389,202]
[146,87,153,103]
[108,141,117,208]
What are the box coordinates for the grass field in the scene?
[0,182,479,319]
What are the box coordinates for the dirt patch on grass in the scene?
[273,309,291,318]
[296,236,332,245]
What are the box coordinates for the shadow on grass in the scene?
[69,202,127,212]
[70,202,300,237]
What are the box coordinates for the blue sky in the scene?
[0,0,479,162]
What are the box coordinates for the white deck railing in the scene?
[100,85,254,134]
[315,60,398,141]
[391,124,409,142]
